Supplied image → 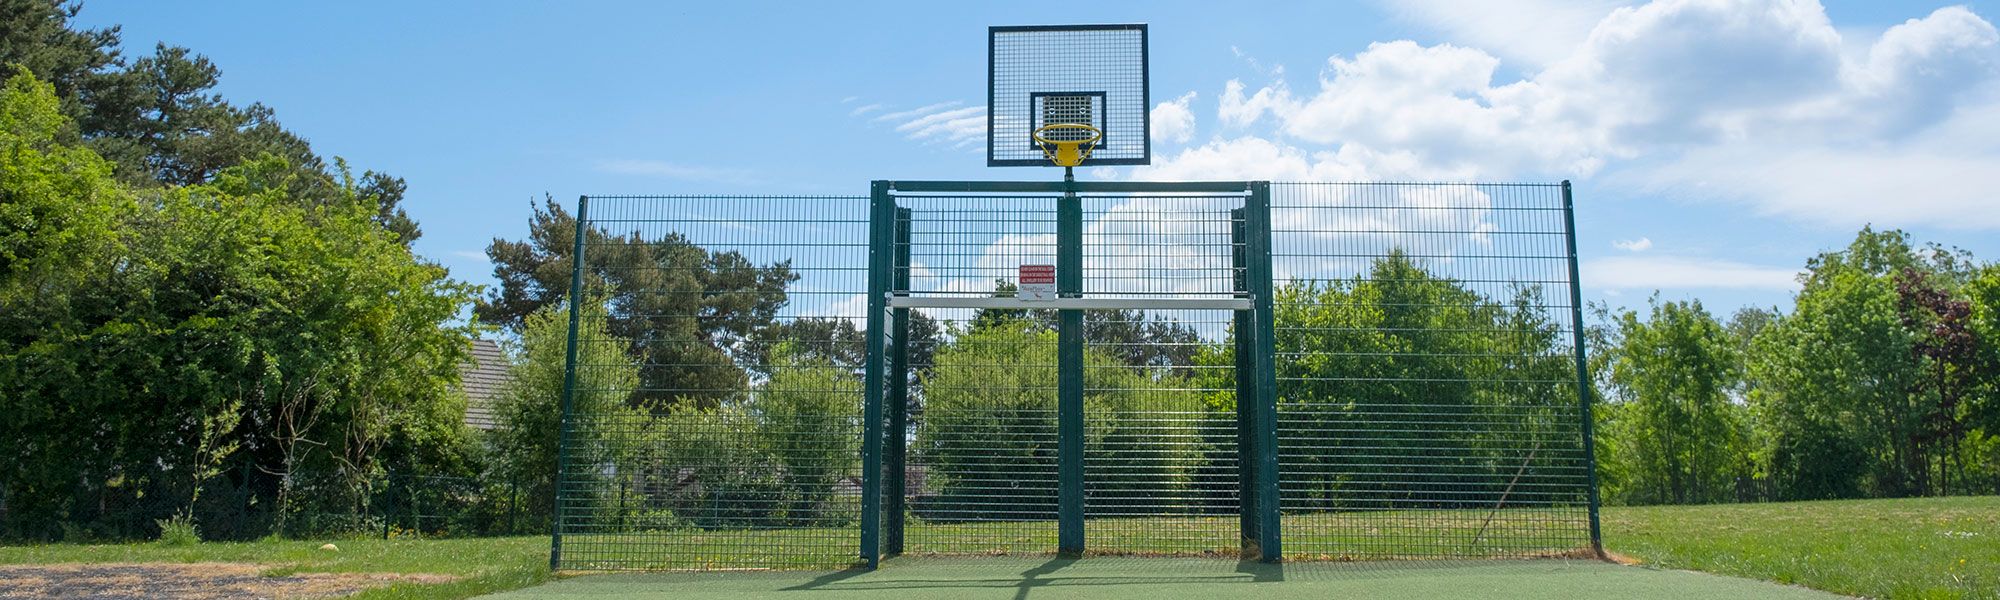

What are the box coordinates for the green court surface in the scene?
[480,557,1843,600]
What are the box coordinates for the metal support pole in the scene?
[1231,207,1257,554]
[1244,182,1283,562]
[1057,167,1086,557]
[549,195,590,572]
[1560,180,1606,557]
[887,207,913,555]
[860,182,893,568]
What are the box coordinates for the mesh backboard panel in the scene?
[990,24,1149,167]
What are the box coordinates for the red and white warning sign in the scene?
[1019,264,1056,301]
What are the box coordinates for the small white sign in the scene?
[1019,264,1056,301]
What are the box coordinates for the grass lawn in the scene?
[1603,495,1999,600]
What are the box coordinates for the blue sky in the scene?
[77,1,2000,316]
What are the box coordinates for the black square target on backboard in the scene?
[989,24,1150,167]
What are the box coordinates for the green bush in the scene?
[154,515,200,546]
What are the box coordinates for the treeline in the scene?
[1594,228,2000,505]
[1,2,469,541]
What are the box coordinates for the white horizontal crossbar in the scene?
[885,295,1252,311]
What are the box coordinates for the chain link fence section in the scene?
[1268,182,1596,560]
[553,195,872,571]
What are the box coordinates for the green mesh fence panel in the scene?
[552,182,1598,571]
[1269,182,1596,560]
[553,195,871,570]
[889,192,1246,557]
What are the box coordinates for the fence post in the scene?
[550,195,591,571]
[1244,181,1282,562]
[382,474,394,540]
[860,182,893,568]
[886,207,913,555]
[1560,180,1605,557]
[1231,207,1257,554]
[1056,170,1086,557]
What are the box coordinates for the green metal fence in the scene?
[1269,182,1598,560]
[551,195,872,570]
[551,181,1598,571]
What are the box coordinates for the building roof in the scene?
[458,338,511,430]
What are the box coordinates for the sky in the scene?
[75,0,2000,316]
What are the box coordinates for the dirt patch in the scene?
[0,562,455,599]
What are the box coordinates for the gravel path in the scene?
[0,562,452,599]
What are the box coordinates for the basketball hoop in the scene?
[1033,123,1103,167]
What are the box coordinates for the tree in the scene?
[1962,265,2000,491]
[477,197,797,408]
[0,2,420,243]
[0,0,123,133]
[487,295,642,530]
[1599,297,1750,505]
[1896,267,1981,494]
[0,70,133,539]
[1,72,475,539]
[1745,227,1975,499]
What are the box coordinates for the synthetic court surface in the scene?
[482,557,1843,599]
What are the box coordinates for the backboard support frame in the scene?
[861,179,1282,567]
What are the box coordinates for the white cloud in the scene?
[1130,137,1317,181]
[1231,45,1286,78]
[1583,255,1799,291]
[1138,1,2000,230]
[1612,237,1653,252]
[873,101,963,123]
[450,250,488,261]
[1151,92,1198,144]
[861,101,988,148]
[893,105,986,147]
[1379,0,1630,67]
[596,159,755,184]
[1218,79,1295,128]
[848,102,885,116]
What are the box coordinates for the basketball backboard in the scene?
[988,24,1150,167]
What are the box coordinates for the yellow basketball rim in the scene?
[1032,123,1103,167]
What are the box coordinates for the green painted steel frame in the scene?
[1232,208,1255,553]
[887,208,913,555]
[549,195,590,571]
[1560,180,1606,557]
[1244,182,1282,562]
[1057,171,1087,556]
[863,179,1283,565]
[860,183,894,568]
